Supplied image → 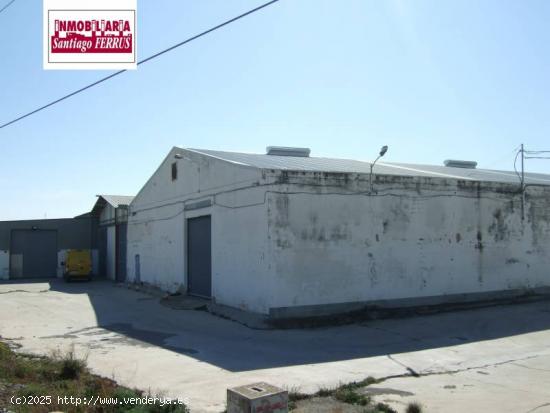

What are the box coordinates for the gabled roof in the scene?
[186,148,550,186]
[91,195,134,216]
[99,195,134,208]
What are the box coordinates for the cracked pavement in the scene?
[1,280,550,412]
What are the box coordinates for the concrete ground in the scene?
[1,280,550,413]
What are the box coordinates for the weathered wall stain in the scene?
[488,208,510,242]
[475,230,484,251]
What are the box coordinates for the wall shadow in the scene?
[45,279,550,373]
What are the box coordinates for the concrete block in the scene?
[227,382,288,413]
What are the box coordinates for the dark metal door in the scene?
[116,223,127,282]
[187,216,211,298]
[134,254,140,283]
[10,230,57,278]
[98,227,107,276]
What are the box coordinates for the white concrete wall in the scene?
[127,147,270,312]
[57,250,67,278]
[127,203,185,291]
[127,148,550,316]
[0,249,9,280]
[264,172,550,313]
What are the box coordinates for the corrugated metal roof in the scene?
[187,148,550,186]
[99,195,134,208]
[91,195,134,216]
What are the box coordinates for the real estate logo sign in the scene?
[43,0,137,70]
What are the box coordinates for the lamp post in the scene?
[369,145,388,193]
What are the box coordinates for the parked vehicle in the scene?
[63,249,92,281]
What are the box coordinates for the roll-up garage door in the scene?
[187,216,211,298]
[10,230,57,279]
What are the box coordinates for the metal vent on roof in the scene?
[444,159,478,169]
[266,146,311,157]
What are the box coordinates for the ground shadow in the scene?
[22,279,550,372]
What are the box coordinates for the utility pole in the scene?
[369,145,388,194]
[521,143,525,188]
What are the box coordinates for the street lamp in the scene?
[369,145,388,193]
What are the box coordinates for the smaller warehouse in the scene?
[0,195,133,281]
[0,217,97,280]
[91,195,134,282]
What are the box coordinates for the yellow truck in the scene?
[63,249,92,281]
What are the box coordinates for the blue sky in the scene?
[1,0,550,220]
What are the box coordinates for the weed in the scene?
[334,387,371,406]
[13,359,33,379]
[51,346,87,380]
[17,383,48,398]
[0,340,189,413]
[0,342,11,359]
[60,356,86,380]
[374,402,398,413]
[406,402,423,413]
[316,387,332,397]
[287,389,309,402]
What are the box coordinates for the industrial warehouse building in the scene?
[0,195,133,281]
[126,146,550,317]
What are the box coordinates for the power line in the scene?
[0,0,280,130]
[0,0,15,15]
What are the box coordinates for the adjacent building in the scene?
[126,146,550,318]
[0,195,133,281]
[91,195,134,281]
[0,216,98,280]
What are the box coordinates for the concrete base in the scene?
[215,287,550,329]
[208,303,272,329]
[124,281,550,329]
[161,294,209,311]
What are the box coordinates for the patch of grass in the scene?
[406,402,423,413]
[334,387,371,405]
[316,387,332,397]
[58,350,86,380]
[286,376,405,412]
[286,388,310,411]
[0,340,189,413]
[373,402,398,413]
[339,376,380,391]
[330,376,383,407]
[287,388,309,402]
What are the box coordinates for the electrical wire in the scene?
[462,145,520,180]
[0,0,15,15]
[0,0,281,130]
[128,179,528,225]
